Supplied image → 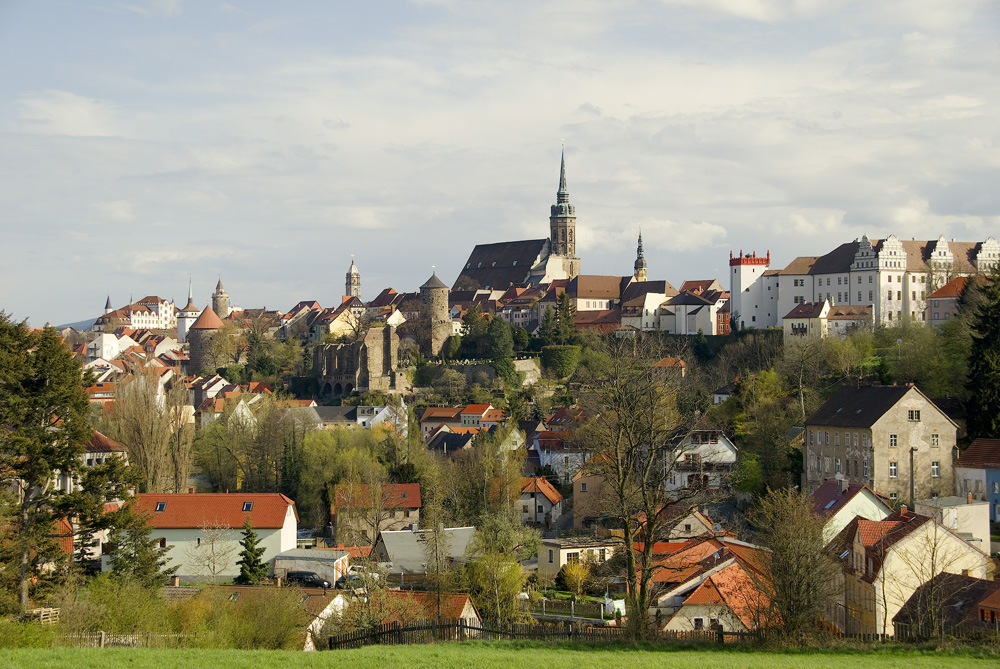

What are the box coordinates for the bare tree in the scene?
[746,488,840,638]
[334,464,392,546]
[101,367,171,492]
[186,520,237,582]
[165,380,194,492]
[576,335,706,640]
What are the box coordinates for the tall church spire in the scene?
[346,255,361,299]
[556,148,569,204]
[550,147,577,274]
[634,229,647,282]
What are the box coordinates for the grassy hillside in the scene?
[3,641,997,669]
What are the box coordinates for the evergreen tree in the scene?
[108,506,177,588]
[538,307,557,346]
[486,316,514,361]
[966,267,1000,439]
[235,516,269,585]
[555,292,576,344]
[0,315,93,608]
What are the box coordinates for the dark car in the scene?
[285,571,331,589]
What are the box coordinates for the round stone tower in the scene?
[187,304,225,375]
[419,270,450,358]
[212,278,230,319]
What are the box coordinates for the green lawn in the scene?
[2,642,997,669]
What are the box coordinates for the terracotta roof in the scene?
[954,439,1000,469]
[682,561,773,629]
[421,407,463,422]
[926,276,984,300]
[189,305,225,330]
[135,493,297,529]
[332,543,373,559]
[569,275,631,300]
[333,483,421,510]
[521,477,563,506]
[385,591,479,621]
[653,356,686,368]
[87,430,127,453]
[778,256,820,275]
[461,404,493,415]
[548,406,589,427]
[533,430,576,451]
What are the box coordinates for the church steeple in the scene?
[549,147,578,276]
[346,255,361,299]
[634,229,647,282]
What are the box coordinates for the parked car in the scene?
[285,571,331,589]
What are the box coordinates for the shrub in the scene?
[541,345,581,378]
[0,620,56,648]
[221,588,306,650]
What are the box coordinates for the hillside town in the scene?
[3,152,1000,652]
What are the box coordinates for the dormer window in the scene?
[242,501,253,512]
[155,502,166,512]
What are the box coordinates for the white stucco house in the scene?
[109,493,298,583]
[665,418,738,494]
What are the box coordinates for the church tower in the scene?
[549,149,580,278]
[177,279,202,344]
[346,256,361,299]
[212,278,230,319]
[634,230,647,282]
[104,295,113,314]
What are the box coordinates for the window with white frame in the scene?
[931,433,939,447]
[889,434,897,448]
[907,410,920,422]
[889,461,898,478]
[931,461,940,477]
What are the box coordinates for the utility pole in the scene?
[909,447,916,506]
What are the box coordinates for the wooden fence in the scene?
[326,618,757,650]
[59,632,194,648]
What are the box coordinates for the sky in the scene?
[2,1,999,326]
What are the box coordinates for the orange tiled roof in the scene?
[333,483,421,510]
[682,561,773,629]
[521,477,563,505]
[135,493,297,529]
[386,591,478,621]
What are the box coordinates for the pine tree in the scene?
[0,315,93,608]
[539,307,557,346]
[966,266,1000,439]
[108,505,177,588]
[235,516,268,585]
[555,292,576,344]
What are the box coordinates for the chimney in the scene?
[170,576,180,587]
[838,478,848,495]
[188,488,194,494]
[967,492,973,504]
[900,504,907,516]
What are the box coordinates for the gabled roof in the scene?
[87,430,127,453]
[453,239,549,291]
[135,493,297,529]
[461,404,493,416]
[420,407,464,422]
[784,301,826,319]
[893,573,1000,629]
[827,304,873,320]
[521,477,563,505]
[333,483,421,510]
[806,385,935,428]
[811,480,890,517]
[427,431,476,454]
[386,591,480,621]
[568,275,631,300]
[681,561,773,629]
[954,439,1000,469]
[666,291,714,307]
[374,527,476,574]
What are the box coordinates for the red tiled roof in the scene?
[420,407,463,422]
[810,480,888,517]
[461,404,493,415]
[332,544,373,559]
[521,477,563,505]
[333,483,421,510]
[682,561,773,629]
[190,305,225,330]
[135,493,297,529]
[87,430,127,453]
[954,439,1000,469]
[386,591,478,621]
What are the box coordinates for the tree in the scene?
[538,307,557,346]
[107,505,178,588]
[186,520,237,583]
[486,316,514,361]
[966,268,1000,438]
[576,335,704,640]
[0,316,92,608]
[100,369,192,493]
[555,292,576,344]
[561,561,589,595]
[235,517,269,585]
[59,456,136,569]
[467,514,539,625]
[746,488,839,639]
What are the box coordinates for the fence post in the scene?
[99,630,105,648]
[570,599,574,620]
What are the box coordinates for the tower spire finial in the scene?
[557,147,568,203]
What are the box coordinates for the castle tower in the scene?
[212,278,230,319]
[104,295,113,314]
[187,304,225,375]
[634,229,647,282]
[176,279,202,344]
[549,149,580,278]
[729,250,770,330]
[346,256,361,299]
[420,270,450,358]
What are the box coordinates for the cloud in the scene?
[118,0,183,18]
[15,90,127,137]
[94,200,136,222]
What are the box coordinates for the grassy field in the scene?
[2,641,998,669]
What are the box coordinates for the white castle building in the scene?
[730,235,1000,330]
